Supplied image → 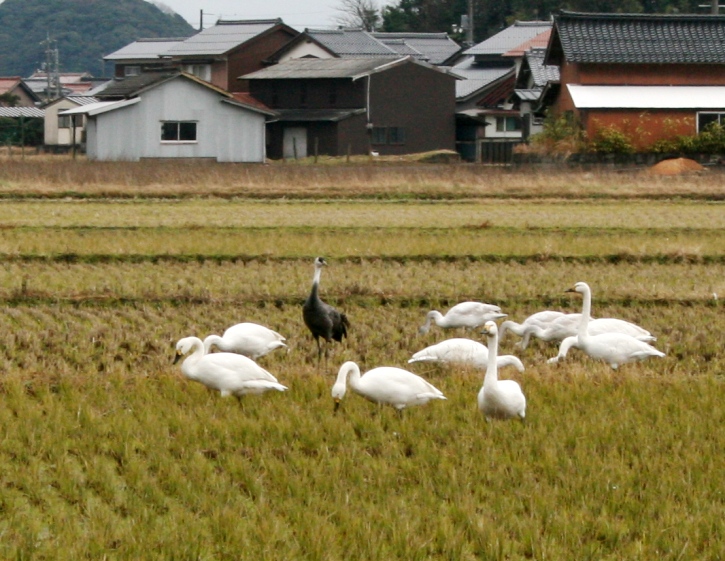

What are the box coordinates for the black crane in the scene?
[302,257,350,366]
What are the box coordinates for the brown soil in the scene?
[648,157,706,175]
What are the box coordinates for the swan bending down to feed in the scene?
[554,282,665,369]
[499,311,566,349]
[478,321,526,421]
[175,337,288,397]
[513,312,655,352]
[203,322,287,360]
[332,361,446,412]
[303,257,350,365]
[409,338,524,372]
[419,301,506,334]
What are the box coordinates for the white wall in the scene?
[45,98,85,146]
[86,77,267,162]
[278,42,332,62]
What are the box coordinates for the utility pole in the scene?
[467,0,474,46]
[40,34,61,101]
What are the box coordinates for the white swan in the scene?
[332,361,446,412]
[557,282,665,369]
[499,311,566,349]
[175,336,288,397]
[203,322,287,360]
[408,338,524,372]
[419,301,506,334]
[516,311,654,352]
[478,321,526,421]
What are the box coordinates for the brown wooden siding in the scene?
[368,62,456,155]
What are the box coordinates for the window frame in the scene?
[697,111,725,133]
[160,121,198,143]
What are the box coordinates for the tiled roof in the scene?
[167,19,284,57]
[503,29,551,58]
[372,32,461,65]
[96,71,231,100]
[526,48,559,87]
[104,38,187,60]
[464,21,552,56]
[0,76,22,94]
[243,57,408,80]
[0,107,44,118]
[305,29,398,58]
[551,10,725,64]
[452,57,513,99]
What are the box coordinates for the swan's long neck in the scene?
[181,338,206,378]
[484,330,499,388]
[499,320,524,339]
[430,311,445,327]
[419,311,440,333]
[203,335,224,354]
[333,361,359,400]
[578,286,592,341]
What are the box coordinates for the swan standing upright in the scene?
[562,282,665,369]
[174,337,288,397]
[419,301,506,334]
[478,321,526,421]
[332,361,446,412]
[408,338,525,372]
[303,257,350,365]
[203,322,287,360]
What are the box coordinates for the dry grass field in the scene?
[0,156,723,560]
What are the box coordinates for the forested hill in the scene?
[0,0,195,78]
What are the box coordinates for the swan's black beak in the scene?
[565,287,577,293]
[333,399,341,413]
[173,352,182,364]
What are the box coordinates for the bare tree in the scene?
[335,0,381,31]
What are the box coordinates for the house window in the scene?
[495,116,522,132]
[371,126,406,145]
[388,127,406,144]
[58,115,72,128]
[124,65,141,77]
[183,64,211,82]
[161,121,197,142]
[697,112,725,132]
[371,127,387,145]
[300,82,308,106]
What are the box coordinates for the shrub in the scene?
[529,111,585,155]
[587,125,635,154]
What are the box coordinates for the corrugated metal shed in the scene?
[166,19,281,57]
[464,21,552,56]
[568,85,725,108]
[0,107,44,118]
[104,38,187,60]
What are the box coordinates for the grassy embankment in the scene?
[0,156,723,559]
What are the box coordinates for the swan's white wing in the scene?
[409,338,487,363]
[359,367,445,405]
[199,353,279,383]
[588,318,655,341]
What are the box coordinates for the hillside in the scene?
[0,0,195,78]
